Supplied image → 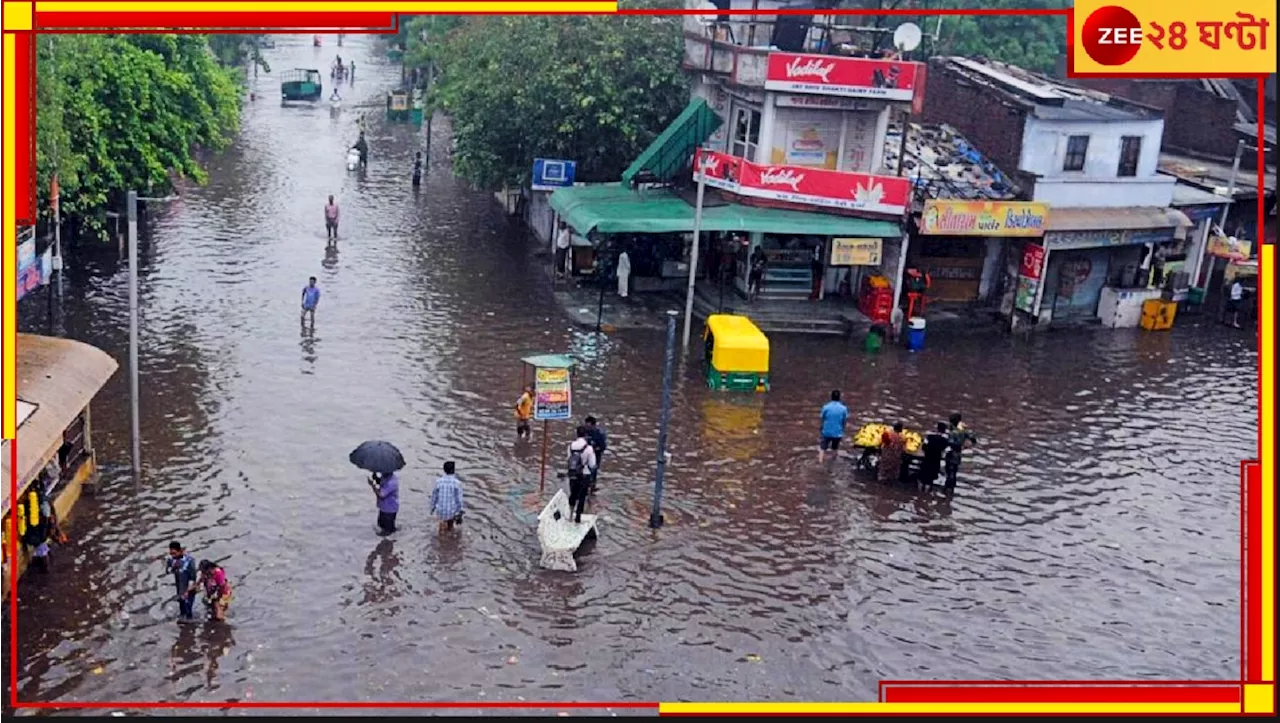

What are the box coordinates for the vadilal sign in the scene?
[830,238,883,266]
[920,200,1049,237]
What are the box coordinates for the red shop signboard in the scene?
[764,53,922,103]
[1020,242,1047,279]
[694,149,911,217]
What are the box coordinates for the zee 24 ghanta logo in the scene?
[1081,5,1270,66]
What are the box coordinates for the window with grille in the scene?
[1118,135,1142,177]
[1063,135,1089,172]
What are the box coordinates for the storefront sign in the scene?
[16,239,42,302]
[1178,204,1226,223]
[532,158,577,192]
[830,238,883,266]
[694,149,910,216]
[774,94,877,110]
[920,200,1049,237]
[1019,243,1046,280]
[533,367,572,421]
[1014,242,1047,314]
[764,53,921,103]
[1014,276,1040,314]
[1207,235,1252,261]
[1045,227,1182,251]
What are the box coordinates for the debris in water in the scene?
[506,655,519,665]
[744,653,762,663]
[92,666,105,675]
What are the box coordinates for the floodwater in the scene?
[8,36,1258,711]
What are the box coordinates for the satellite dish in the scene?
[893,22,923,52]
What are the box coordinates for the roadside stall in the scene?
[702,314,770,392]
[3,335,118,600]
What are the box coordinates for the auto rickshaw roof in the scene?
[705,314,769,351]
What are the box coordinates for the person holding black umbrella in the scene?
[349,440,407,536]
[369,471,400,535]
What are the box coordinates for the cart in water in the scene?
[851,423,923,472]
[281,68,323,103]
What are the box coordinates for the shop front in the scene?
[3,335,118,600]
[912,199,1051,305]
[1028,207,1191,327]
[547,183,900,303]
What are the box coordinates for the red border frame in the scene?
[4,3,1274,714]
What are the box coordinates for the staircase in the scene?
[692,285,863,336]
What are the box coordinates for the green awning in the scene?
[520,354,577,369]
[549,184,901,238]
[620,98,722,186]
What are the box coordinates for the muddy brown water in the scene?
[7,36,1257,712]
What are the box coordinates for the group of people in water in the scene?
[165,541,234,623]
[819,389,977,492]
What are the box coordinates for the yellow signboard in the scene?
[1071,0,1276,76]
[920,200,1050,237]
[830,238,882,266]
[1207,235,1253,261]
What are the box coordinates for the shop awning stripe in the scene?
[549,184,901,238]
[1045,207,1192,233]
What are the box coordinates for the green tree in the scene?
[415,10,689,190]
[35,34,243,235]
[845,0,1070,74]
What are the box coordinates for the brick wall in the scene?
[920,60,1027,177]
[1073,78,1239,159]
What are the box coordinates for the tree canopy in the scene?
[839,0,1070,74]
[410,10,690,190]
[35,34,245,236]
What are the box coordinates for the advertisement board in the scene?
[694,149,910,217]
[920,200,1049,237]
[830,238,883,266]
[764,53,921,102]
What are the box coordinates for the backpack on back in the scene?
[568,446,585,475]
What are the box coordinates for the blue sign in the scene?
[532,158,576,191]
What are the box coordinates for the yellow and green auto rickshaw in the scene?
[703,314,770,392]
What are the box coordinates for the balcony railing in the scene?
[683,13,908,85]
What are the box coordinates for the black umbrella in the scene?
[348,440,406,475]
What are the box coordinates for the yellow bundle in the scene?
[866,275,890,289]
[852,423,924,453]
[853,423,890,447]
[901,431,923,454]
[28,491,40,526]
[17,506,27,537]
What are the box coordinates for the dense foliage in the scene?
[834,0,1070,74]
[35,35,245,236]
[407,9,689,190]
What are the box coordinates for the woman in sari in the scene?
[198,560,233,622]
[878,422,907,484]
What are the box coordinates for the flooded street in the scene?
[10,37,1257,708]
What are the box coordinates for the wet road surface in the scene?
[9,36,1257,710]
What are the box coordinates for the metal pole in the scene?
[127,191,141,483]
[596,251,608,333]
[681,178,707,349]
[1199,139,1245,288]
[538,419,550,493]
[649,310,679,529]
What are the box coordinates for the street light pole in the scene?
[126,190,179,484]
[680,177,707,349]
[127,191,141,483]
[649,310,679,529]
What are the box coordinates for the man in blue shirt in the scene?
[301,277,321,325]
[166,541,199,622]
[430,461,465,534]
[819,389,849,461]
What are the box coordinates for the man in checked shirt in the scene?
[430,461,465,534]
